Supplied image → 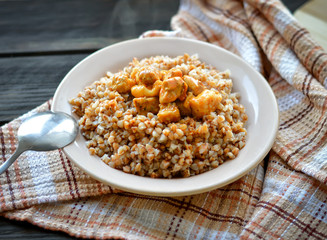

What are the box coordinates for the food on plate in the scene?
[69,54,247,178]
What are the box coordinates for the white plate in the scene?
[52,37,279,196]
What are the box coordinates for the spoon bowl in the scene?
[0,111,78,174]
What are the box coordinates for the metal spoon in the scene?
[0,111,78,174]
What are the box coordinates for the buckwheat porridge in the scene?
[69,54,247,178]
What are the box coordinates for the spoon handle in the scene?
[0,145,25,174]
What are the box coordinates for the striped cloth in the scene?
[1,0,327,239]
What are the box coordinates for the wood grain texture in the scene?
[0,54,88,124]
[0,0,179,125]
[0,0,179,54]
[0,216,77,240]
[281,0,307,12]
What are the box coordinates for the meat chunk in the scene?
[176,92,194,117]
[183,75,206,95]
[157,102,181,123]
[166,68,183,79]
[131,80,162,98]
[159,77,188,104]
[133,97,160,115]
[160,68,183,81]
[189,89,222,118]
[111,73,136,93]
[138,66,160,86]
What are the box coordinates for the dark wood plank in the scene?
[0,0,305,55]
[0,53,89,124]
[282,0,307,12]
[0,0,179,54]
[0,216,77,239]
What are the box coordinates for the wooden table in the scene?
[0,0,308,239]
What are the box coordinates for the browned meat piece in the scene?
[176,92,194,117]
[138,66,160,86]
[189,89,222,118]
[160,68,183,81]
[131,80,162,98]
[157,102,181,123]
[111,73,136,93]
[166,68,183,79]
[133,97,160,115]
[183,75,206,95]
[159,77,188,104]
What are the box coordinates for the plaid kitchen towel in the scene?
[1,0,327,239]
